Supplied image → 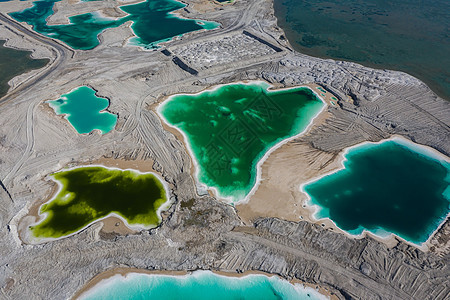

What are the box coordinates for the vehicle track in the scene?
[0,13,73,107]
[0,13,73,185]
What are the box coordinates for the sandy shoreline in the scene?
[72,267,338,300]
[234,91,345,231]
[238,132,450,251]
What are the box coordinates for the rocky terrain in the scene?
[0,0,449,299]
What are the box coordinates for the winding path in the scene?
[0,12,73,185]
[0,13,73,106]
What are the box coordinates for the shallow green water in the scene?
[31,166,168,239]
[80,271,327,300]
[159,82,324,202]
[10,0,218,50]
[47,86,117,134]
[0,40,49,98]
[303,139,450,245]
[273,0,450,100]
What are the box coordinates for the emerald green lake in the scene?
[303,138,450,245]
[159,82,325,202]
[10,0,219,50]
[80,271,327,300]
[273,0,450,100]
[47,86,117,134]
[31,166,169,239]
[0,40,49,99]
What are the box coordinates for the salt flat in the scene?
[0,0,449,299]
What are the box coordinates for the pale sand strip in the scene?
[238,132,450,251]
[72,267,338,300]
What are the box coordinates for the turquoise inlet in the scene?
[79,271,328,300]
[159,82,325,202]
[9,0,219,50]
[303,138,450,245]
[47,86,117,134]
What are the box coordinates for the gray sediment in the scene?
[0,0,449,299]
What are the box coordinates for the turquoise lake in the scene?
[47,86,117,134]
[79,271,328,300]
[303,138,450,245]
[273,0,450,101]
[10,0,219,50]
[159,82,324,202]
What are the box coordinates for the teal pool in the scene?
[47,86,117,134]
[79,271,328,300]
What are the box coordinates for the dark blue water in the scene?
[303,139,450,245]
[273,0,450,100]
[0,40,48,98]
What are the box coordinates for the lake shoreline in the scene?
[73,268,337,300]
